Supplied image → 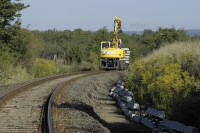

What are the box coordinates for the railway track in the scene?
[44,71,150,133]
[0,71,100,133]
[43,71,105,133]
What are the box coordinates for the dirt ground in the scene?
[55,71,150,133]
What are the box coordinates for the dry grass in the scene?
[57,60,99,73]
[6,65,34,85]
[0,65,34,85]
[141,41,200,81]
[145,41,200,64]
[0,58,98,86]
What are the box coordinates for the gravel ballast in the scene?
[54,71,149,133]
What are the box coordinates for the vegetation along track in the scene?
[0,71,99,133]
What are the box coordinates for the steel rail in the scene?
[45,71,105,133]
[0,71,93,107]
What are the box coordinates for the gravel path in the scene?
[0,74,83,133]
[54,71,149,133]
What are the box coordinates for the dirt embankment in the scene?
[55,71,149,133]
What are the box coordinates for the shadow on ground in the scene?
[58,102,150,133]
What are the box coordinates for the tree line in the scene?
[1,0,200,84]
[31,27,192,64]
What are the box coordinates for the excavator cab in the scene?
[101,41,110,49]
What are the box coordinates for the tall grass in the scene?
[0,59,33,85]
[146,41,200,68]
[0,57,99,85]
[5,65,34,85]
[58,61,99,73]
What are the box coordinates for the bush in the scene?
[0,51,15,84]
[0,50,33,85]
[31,58,58,78]
[5,65,33,84]
[126,41,200,111]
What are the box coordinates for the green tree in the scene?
[0,0,29,60]
[155,27,189,46]
[139,30,157,55]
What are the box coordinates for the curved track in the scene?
[0,72,98,133]
[44,71,104,133]
[45,71,150,133]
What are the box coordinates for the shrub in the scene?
[0,51,16,84]
[126,41,200,111]
[31,58,58,78]
[5,65,33,84]
[0,50,33,85]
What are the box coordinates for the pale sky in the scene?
[20,0,200,31]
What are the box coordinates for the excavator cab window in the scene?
[101,42,110,49]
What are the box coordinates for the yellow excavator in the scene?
[100,16,130,70]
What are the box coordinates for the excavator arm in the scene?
[112,16,122,48]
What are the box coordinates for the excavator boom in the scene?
[112,16,122,48]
